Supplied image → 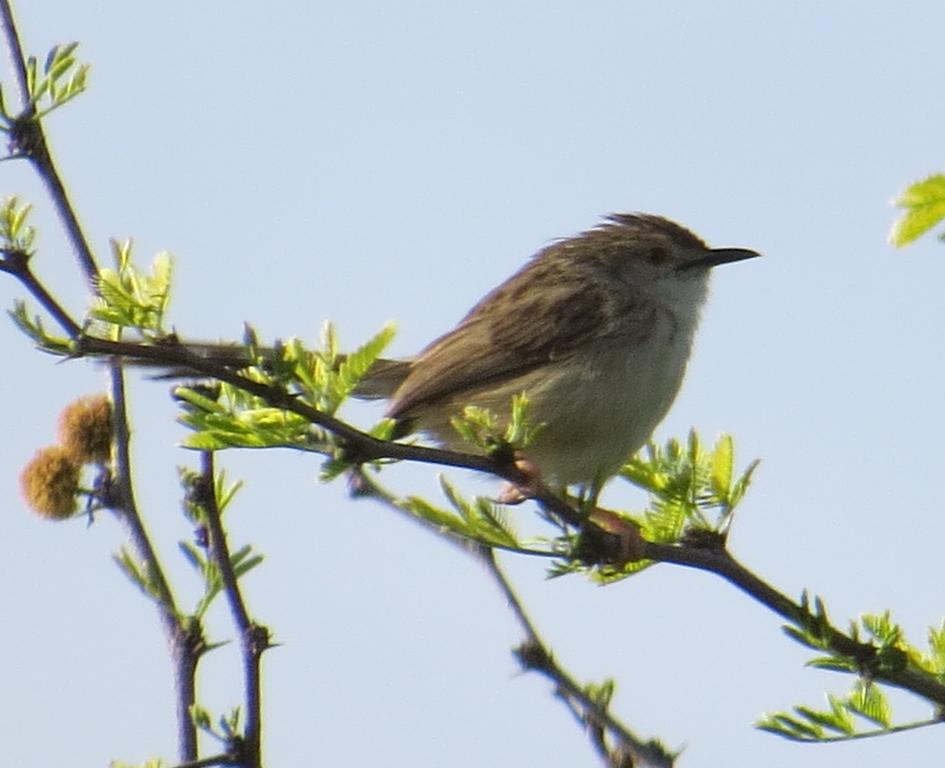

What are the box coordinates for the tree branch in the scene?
[643,540,945,706]
[351,468,674,767]
[481,547,675,768]
[69,334,945,708]
[0,0,99,281]
[110,365,200,760]
[0,247,82,334]
[74,335,592,532]
[198,451,267,768]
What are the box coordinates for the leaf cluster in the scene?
[0,196,35,254]
[620,431,757,540]
[890,174,945,246]
[450,392,543,457]
[92,239,172,337]
[176,324,395,463]
[758,679,894,742]
[192,703,243,745]
[0,42,88,127]
[762,602,945,741]
[9,298,72,354]
[397,476,536,553]
[561,432,760,583]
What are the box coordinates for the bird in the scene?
[355,213,759,492]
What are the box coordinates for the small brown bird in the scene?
[358,214,758,490]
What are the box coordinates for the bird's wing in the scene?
[387,267,612,419]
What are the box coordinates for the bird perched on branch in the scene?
[148,213,759,494]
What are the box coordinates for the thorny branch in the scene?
[0,2,198,759]
[198,452,267,768]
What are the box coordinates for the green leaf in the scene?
[756,712,824,741]
[321,321,339,361]
[806,656,859,673]
[190,704,213,732]
[618,431,759,544]
[729,458,760,507]
[181,431,238,451]
[8,299,73,353]
[396,479,527,552]
[0,196,36,251]
[369,418,397,441]
[890,174,945,246]
[922,619,945,674]
[782,624,822,651]
[709,433,733,500]
[91,242,174,335]
[233,554,264,579]
[861,611,901,646]
[178,541,206,571]
[583,678,616,708]
[230,544,264,579]
[177,380,320,452]
[331,323,395,406]
[439,476,520,549]
[25,43,89,119]
[113,548,162,602]
[847,681,891,728]
[221,706,242,737]
[216,473,244,513]
[174,386,229,416]
[795,701,855,736]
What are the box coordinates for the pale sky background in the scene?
[4,2,945,767]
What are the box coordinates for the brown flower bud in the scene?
[20,445,81,520]
[58,394,112,464]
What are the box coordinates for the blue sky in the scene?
[4,2,945,766]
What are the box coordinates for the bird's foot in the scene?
[586,507,645,564]
[494,454,543,504]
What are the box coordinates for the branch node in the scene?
[514,638,553,673]
[0,244,31,273]
[9,112,47,162]
[246,623,272,657]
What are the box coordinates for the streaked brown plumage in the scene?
[376,214,758,488]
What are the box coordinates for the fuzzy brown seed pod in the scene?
[58,394,112,464]
[20,445,81,520]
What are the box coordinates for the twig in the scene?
[111,364,200,760]
[0,248,82,335]
[0,0,99,281]
[643,541,945,706]
[781,717,944,744]
[350,468,673,767]
[480,548,675,768]
[199,451,267,768]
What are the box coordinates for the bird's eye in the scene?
[646,247,669,265]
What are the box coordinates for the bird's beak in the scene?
[679,247,761,272]
[705,247,761,267]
